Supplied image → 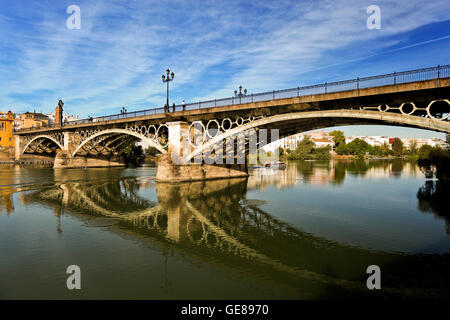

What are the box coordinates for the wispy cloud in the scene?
[0,0,449,119]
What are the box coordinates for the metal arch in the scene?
[184,109,450,162]
[22,135,64,154]
[71,128,167,157]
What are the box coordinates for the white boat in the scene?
[264,161,286,169]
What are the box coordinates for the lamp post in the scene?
[162,69,175,113]
[234,86,247,104]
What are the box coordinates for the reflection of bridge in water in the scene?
[18,168,450,298]
[247,160,421,190]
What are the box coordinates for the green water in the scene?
[0,160,449,299]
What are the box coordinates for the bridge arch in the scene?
[72,128,167,157]
[22,135,64,154]
[184,109,450,162]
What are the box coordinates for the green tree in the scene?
[123,144,144,164]
[408,139,418,155]
[287,135,320,160]
[380,142,391,156]
[330,130,345,148]
[417,145,450,181]
[344,138,371,158]
[312,146,331,160]
[418,144,433,159]
[335,143,347,155]
[297,135,315,154]
[391,138,404,157]
[371,145,383,157]
[146,146,161,157]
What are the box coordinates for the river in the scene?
[0,160,449,299]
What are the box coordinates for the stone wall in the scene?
[156,152,248,182]
[53,151,125,168]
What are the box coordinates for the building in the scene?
[311,138,333,148]
[262,130,335,152]
[401,137,447,149]
[0,111,15,147]
[19,112,50,129]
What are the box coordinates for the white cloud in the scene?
[0,0,449,118]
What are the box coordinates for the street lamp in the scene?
[234,86,247,104]
[162,68,175,113]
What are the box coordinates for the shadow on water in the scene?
[417,180,450,235]
[10,160,449,299]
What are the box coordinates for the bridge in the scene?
[14,65,450,181]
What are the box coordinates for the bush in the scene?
[391,138,404,157]
[417,145,450,181]
[287,137,331,160]
[146,146,161,157]
[343,138,371,158]
[312,146,331,160]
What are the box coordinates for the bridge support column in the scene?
[63,132,75,154]
[15,135,24,160]
[156,121,248,182]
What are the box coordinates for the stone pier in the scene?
[155,152,248,182]
[53,150,125,169]
[155,121,248,182]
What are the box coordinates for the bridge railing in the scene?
[14,64,450,132]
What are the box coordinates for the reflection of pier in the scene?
[0,164,21,215]
[18,170,449,298]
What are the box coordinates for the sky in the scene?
[0,0,449,139]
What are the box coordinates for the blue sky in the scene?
[0,0,449,138]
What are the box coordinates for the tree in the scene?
[286,135,328,160]
[297,135,315,154]
[335,143,347,155]
[344,138,371,158]
[380,142,391,156]
[418,144,433,159]
[391,138,404,157]
[417,145,450,181]
[408,139,418,155]
[287,135,315,160]
[146,146,161,157]
[312,146,331,160]
[123,144,144,164]
[371,145,383,157]
[330,130,346,148]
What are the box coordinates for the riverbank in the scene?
[0,147,54,165]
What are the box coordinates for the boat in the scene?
[264,161,286,169]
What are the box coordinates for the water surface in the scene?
[0,160,449,299]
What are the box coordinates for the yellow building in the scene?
[0,111,15,147]
[20,112,49,129]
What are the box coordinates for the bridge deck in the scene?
[16,77,450,135]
